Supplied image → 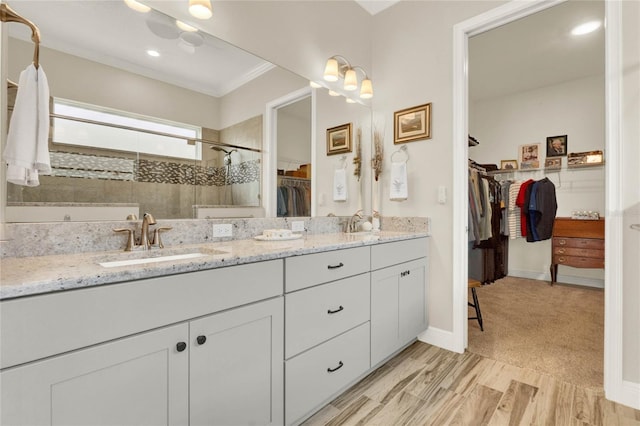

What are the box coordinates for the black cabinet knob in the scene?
[196,335,207,345]
[176,342,187,352]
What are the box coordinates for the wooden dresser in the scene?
[550,217,605,284]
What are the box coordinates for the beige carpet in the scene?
[467,276,604,389]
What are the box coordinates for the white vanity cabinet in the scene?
[0,260,284,426]
[371,238,429,367]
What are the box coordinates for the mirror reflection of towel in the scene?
[333,168,347,201]
[3,64,51,187]
[390,161,408,201]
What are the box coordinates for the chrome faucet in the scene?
[114,212,167,251]
[346,210,364,233]
[140,212,157,250]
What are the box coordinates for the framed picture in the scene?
[519,143,541,169]
[545,157,562,170]
[546,135,567,157]
[568,150,604,168]
[394,103,432,144]
[326,123,352,155]
[500,159,518,170]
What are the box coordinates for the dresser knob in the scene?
[176,342,187,352]
[557,249,565,254]
[559,240,567,245]
[196,335,207,345]
[559,257,566,263]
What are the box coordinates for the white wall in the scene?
[470,74,605,286]
[371,1,504,332]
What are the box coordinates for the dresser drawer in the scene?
[285,322,370,425]
[553,255,604,269]
[285,273,370,358]
[552,246,604,259]
[553,237,604,250]
[285,246,370,292]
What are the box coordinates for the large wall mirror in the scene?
[3,1,373,223]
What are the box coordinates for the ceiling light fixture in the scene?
[189,0,212,20]
[322,55,373,99]
[146,49,160,57]
[571,20,601,36]
[124,0,151,13]
[176,20,198,32]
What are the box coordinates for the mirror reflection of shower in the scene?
[211,146,238,205]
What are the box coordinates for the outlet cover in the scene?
[291,221,305,232]
[213,224,233,237]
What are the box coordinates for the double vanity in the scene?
[0,228,428,425]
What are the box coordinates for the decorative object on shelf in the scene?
[322,55,373,99]
[568,150,604,168]
[326,123,352,155]
[546,134,567,157]
[571,210,600,220]
[519,143,541,169]
[372,127,384,181]
[545,157,562,170]
[500,159,518,170]
[353,127,362,181]
[394,103,432,144]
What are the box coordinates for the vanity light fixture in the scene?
[124,0,151,13]
[323,55,373,99]
[189,0,213,20]
[571,20,601,36]
[176,20,198,32]
[146,49,160,57]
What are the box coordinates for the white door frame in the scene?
[264,87,315,217]
[452,0,632,407]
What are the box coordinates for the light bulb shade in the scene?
[124,0,151,13]
[323,58,339,82]
[360,78,373,99]
[346,98,356,104]
[176,20,198,32]
[309,81,322,88]
[189,0,212,19]
[328,90,340,97]
[344,69,358,91]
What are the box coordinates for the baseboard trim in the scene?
[613,380,640,410]
[418,326,461,353]
[508,269,604,289]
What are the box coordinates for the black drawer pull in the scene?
[401,270,411,277]
[327,361,344,373]
[327,305,344,314]
[327,262,344,270]
[196,335,207,345]
[176,342,187,352]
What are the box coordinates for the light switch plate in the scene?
[291,221,305,232]
[213,224,233,237]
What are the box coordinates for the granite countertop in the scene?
[0,231,427,300]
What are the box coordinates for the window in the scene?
[52,98,202,160]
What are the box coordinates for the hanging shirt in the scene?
[532,178,558,240]
[527,181,541,242]
[515,179,535,237]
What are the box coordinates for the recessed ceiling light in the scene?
[123,0,150,13]
[571,20,601,36]
[146,49,160,57]
[176,20,198,32]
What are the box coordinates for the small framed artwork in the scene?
[545,157,562,170]
[568,150,604,168]
[519,143,541,169]
[500,160,518,170]
[394,103,432,144]
[326,123,352,155]
[546,135,568,157]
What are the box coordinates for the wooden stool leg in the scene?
[471,288,483,331]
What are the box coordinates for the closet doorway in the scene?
[466,0,605,389]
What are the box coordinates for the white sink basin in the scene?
[98,247,228,268]
[99,252,208,268]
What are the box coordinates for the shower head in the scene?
[210,146,237,155]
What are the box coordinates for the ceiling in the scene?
[5,1,604,102]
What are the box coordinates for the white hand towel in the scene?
[390,161,408,201]
[3,64,51,187]
[333,168,348,201]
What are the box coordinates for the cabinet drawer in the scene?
[285,273,370,358]
[285,246,370,292]
[553,255,604,268]
[285,322,370,425]
[552,246,604,259]
[371,237,428,271]
[553,237,604,250]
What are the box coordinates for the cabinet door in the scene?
[0,323,189,426]
[371,258,428,366]
[190,297,284,426]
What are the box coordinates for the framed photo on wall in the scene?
[326,123,352,155]
[394,103,432,144]
[519,143,541,169]
[545,157,562,170]
[546,135,568,157]
[500,159,518,170]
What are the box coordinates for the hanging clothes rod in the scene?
[0,3,40,68]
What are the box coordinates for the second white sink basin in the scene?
[98,247,229,268]
[99,252,208,268]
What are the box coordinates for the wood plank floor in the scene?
[302,342,640,426]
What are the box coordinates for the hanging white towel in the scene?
[390,161,408,201]
[333,168,348,201]
[3,64,51,187]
